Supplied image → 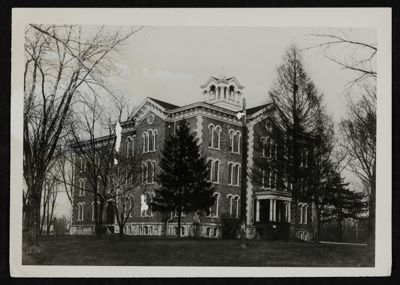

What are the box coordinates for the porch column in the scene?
[273,199,277,222]
[269,199,273,222]
[255,199,260,222]
[288,201,291,223]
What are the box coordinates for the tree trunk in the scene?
[119,224,124,240]
[26,182,43,247]
[97,200,104,238]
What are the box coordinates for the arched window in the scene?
[212,160,220,183]
[209,192,220,217]
[234,196,240,218]
[229,85,235,100]
[266,138,271,158]
[147,160,152,183]
[207,159,212,181]
[229,130,234,152]
[229,163,241,186]
[235,131,241,154]
[142,132,147,153]
[141,163,146,184]
[214,126,221,149]
[126,137,132,157]
[228,163,233,185]
[79,156,85,172]
[271,170,277,189]
[229,130,241,153]
[139,226,143,235]
[91,201,99,221]
[151,161,156,183]
[77,203,85,221]
[266,121,272,132]
[227,194,233,216]
[148,130,154,152]
[79,179,86,196]
[263,170,271,188]
[261,138,265,157]
[208,124,221,149]
[210,85,216,99]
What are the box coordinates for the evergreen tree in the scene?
[266,45,322,228]
[322,173,368,241]
[151,120,215,238]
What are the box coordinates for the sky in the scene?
[54,26,376,219]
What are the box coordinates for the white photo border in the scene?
[10,7,392,277]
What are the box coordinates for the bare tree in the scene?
[23,24,141,247]
[305,30,376,88]
[39,173,59,236]
[339,86,376,242]
[65,94,140,238]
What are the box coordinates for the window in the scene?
[126,137,132,157]
[206,227,211,237]
[227,194,240,218]
[213,228,218,237]
[262,170,270,188]
[91,201,99,221]
[234,196,240,218]
[262,170,277,189]
[212,160,220,183]
[207,159,212,181]
[147,160,152,183]
[148,130,154,152]
[209,192,220,217]
[271,170,277,189]
[96,176,101,191]
[299,203,308,224]
[143,130,157,153]
[228,162,241,186]
[79,156,85,172]
[142,160,156,184]
[273,141,278,159]
[77,203,85,221]
[266,121,273,132]
[79,179,86,196]
[141,163,146,184]
[142,132,148,153]
[208,124,221,149]
[140,193,153,217]
[207,159,220,183]
[128,197,134,217]
[229,130,241,153]
[301,149,309,167]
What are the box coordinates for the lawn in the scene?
[22,236,374,267]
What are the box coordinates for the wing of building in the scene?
[70,75,313,241]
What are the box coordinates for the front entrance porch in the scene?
[254,196,291,240]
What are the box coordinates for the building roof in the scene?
[246,103,272,115]
[148,97,180,110]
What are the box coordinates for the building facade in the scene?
[70,75,313,241]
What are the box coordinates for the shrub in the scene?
[219,214,240,239]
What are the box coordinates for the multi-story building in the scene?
[70,75,313,241]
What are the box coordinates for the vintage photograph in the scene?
[10,8,391,277]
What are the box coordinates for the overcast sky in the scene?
[55,26,376,219]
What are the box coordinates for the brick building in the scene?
[70,75,313,241]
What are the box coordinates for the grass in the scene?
[23,235,374,267]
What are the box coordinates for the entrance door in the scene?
[259,199,270,224]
